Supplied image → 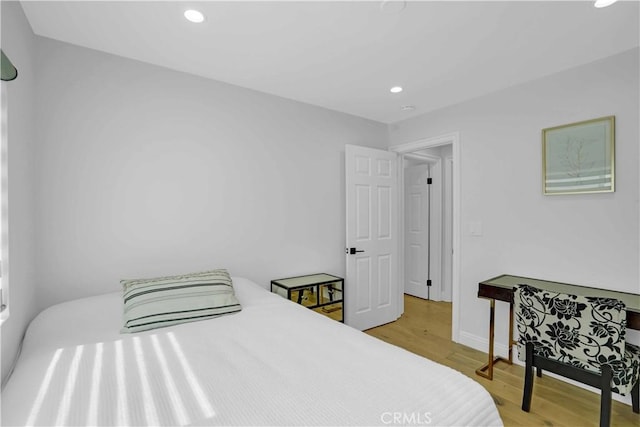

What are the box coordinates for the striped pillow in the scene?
[121,269,242,333]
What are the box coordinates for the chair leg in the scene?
[536,367,542,378]
[522,342,534,412]
[600,365,612,427]
[632,380,639,414]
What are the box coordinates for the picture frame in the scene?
[542,116,615,195]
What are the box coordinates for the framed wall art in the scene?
[542,116,615,195]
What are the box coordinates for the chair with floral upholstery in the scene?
[514,284,639,427]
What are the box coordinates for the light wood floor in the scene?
[365,295,640,427]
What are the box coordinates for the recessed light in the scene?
[594,0,618,7]
[390,86,403,94]
[184,9,205,23]
[401,105,416,111]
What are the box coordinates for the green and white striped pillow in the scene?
[121,268,242,333]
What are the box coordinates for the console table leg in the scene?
[476,299,496,379]
[476,298,512,380]
[508,301,514,363]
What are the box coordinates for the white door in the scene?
[404,165,429,299]
[442,157,454,301]
[345,145,399,331]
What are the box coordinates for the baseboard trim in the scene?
[458,331,511,357]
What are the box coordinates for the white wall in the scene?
[34,37,388,311]
[0,1,38,383]
[389,48,640,352]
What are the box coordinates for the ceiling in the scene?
[19,1,640,124]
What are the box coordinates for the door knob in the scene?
[346,247,365,255]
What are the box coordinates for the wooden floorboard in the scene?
[364,295,640,427]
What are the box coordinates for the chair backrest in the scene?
[514,284,627,373]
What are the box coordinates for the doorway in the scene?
[403,148,450,302]
[403,153,442,301]
[390,132,460,341]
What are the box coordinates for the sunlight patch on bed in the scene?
[133,336,160,426]
[25,348,63,427]
[151,334,190,426]
[167,332,216,419]
[54,344,84,426]
[114,340,129,426]
[86,342,103,426]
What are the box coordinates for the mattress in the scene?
[1,277,503,426]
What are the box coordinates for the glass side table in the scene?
[270,273,344,322]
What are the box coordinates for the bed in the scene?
[1,276,503,426]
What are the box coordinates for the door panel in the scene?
[378,186,391,238]
[378,254,392,306]
[346,145,399,330]
[355,257,371,312]
[356,185,371,239]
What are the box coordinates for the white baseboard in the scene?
[456,330,633,406]
[458,331,511,357]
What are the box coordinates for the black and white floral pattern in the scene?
[514,284,640,396]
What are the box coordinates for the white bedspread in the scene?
[1,277,502,426]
